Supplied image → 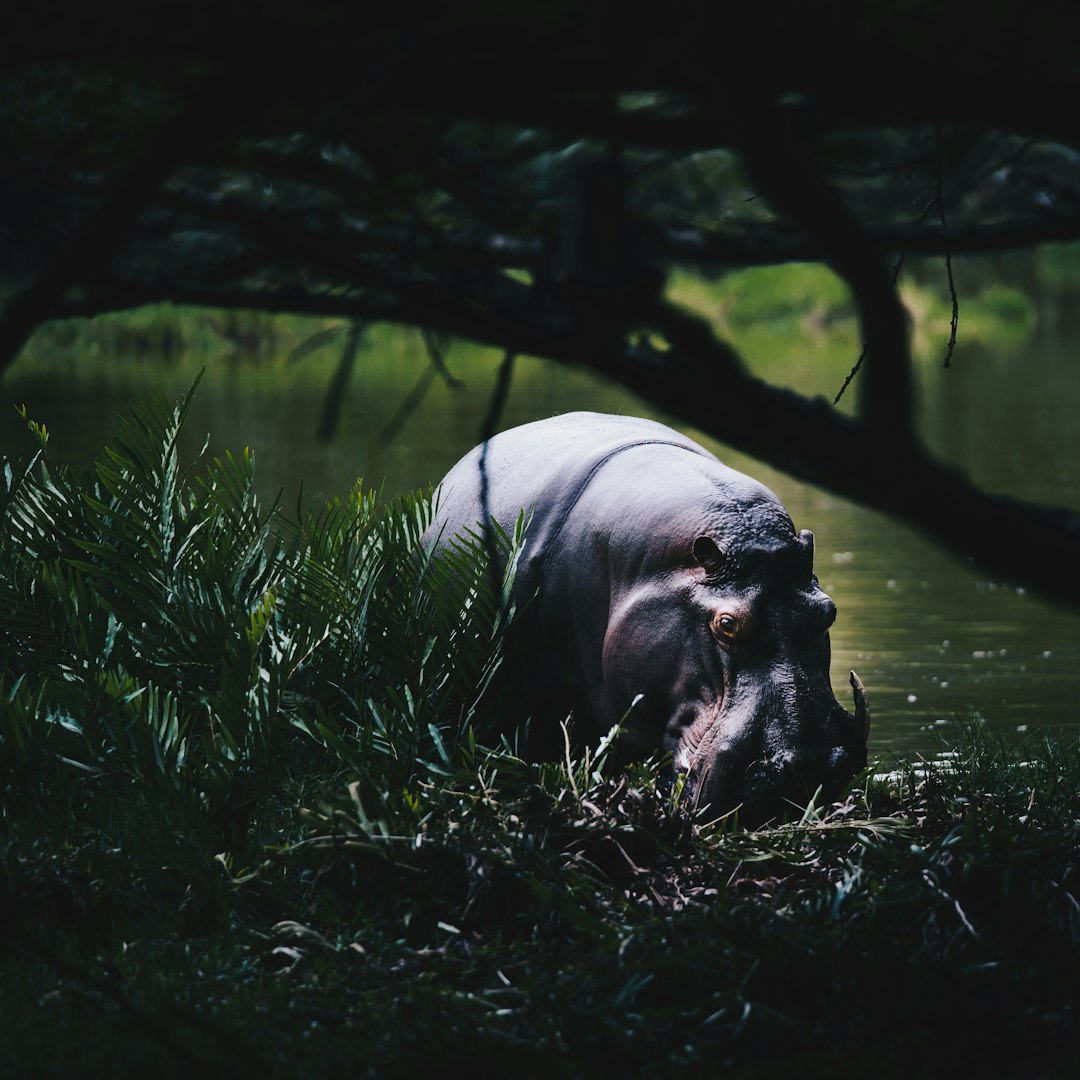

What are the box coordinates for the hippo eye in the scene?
[713,612,739,642]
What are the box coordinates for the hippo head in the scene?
[601,514,869,829]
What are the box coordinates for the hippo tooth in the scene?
[849,670,870,740]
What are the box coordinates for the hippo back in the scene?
[426,412,715,594]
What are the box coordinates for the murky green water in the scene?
[4,265,1080,762]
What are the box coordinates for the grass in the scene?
[2,389,1078,1077]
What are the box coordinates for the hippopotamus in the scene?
[423,411,869,826]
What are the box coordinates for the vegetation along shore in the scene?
[2,392,1078,1077]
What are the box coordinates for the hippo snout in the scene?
[691,739,865,827]
[762,748,844,802]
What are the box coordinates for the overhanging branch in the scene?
[50,272,1080,608]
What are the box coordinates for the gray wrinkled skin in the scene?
[423,412,869,826]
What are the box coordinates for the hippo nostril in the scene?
[762,750,791,770]
[829,746,852,772]
[760,751,818,798]
[830,742,867,776]
[757,752,793,785]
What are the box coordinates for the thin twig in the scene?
[833,347,867,406]
[420,328,466,389]
[477,350,517,620]
[317,321,364,443]
[834,252,907,404]
[936,126,960,368]
[941,249,959,369]
[380,329,464,443]
[478,350,517,466]
[378,364,437,445]
[287,324,347,365]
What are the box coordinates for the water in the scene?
[4,282,1080,762]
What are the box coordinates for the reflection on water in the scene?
[3,306,1080,760]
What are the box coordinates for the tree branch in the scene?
[51,272,1080,607]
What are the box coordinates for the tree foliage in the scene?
[3,2,1080,601]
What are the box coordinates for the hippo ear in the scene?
[692,536,725,577]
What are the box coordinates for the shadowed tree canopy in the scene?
[3,1,1080,604]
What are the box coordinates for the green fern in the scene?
[0,383,520,817]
